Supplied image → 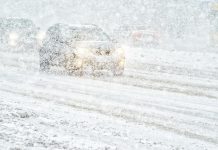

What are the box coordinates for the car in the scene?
[210,24,218,47]
[130,29,160,47]
[114,25,161,47]
[0,18,45,52]
[209,2,218,47]
[39,24,125,76]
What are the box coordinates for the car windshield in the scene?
[76,29,110,41]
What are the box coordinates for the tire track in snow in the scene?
[1,51,218,100]
[1,75,218,145]
[128,61,218,80]
[1,70,218,122]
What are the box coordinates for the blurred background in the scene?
[0,0,218,50]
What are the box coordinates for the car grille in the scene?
[95,50,111,56]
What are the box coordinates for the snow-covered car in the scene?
[130,30,160,47]
[39,24,125,76]
[210,30,218,47]
[0,18,45,52]
[114,25,161,47]
[209,2,218,47]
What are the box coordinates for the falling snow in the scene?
[0,0,218,149]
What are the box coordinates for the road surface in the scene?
[0,46,218,150]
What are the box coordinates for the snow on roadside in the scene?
[1,88,218,150]
[125,46,218,73]
[1,68,218,150]
[0,45,218,149]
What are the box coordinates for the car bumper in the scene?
[64,53,124,71]
[79,55,125,70]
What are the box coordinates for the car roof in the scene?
[47,23,103,37]
[46,23,111,42]
[0,18,35,26]
[0,18,37,30]
[50,23,99,30]
[118,25,153,30]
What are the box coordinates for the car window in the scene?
[76,29,110,41]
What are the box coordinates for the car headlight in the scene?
[119,58,125,67]
[9,32,19,40]
[116,48,125,56]
[76,48,90,57]
[36,31,46,45]
[75,59,83,67]
[9,32,19,46]
[36,31,46,40]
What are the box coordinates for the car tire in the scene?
[113,67,124,76]
[67,67,84,76]
[64,54,83,76]
[40,60,50,72]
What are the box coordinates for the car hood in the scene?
[75,41,115,51]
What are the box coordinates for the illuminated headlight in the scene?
[9,32,19,46]
[36,31,46,40]
[75,59,83,67]
[9,32,19,40]
[119,58,125,67]
[76,48,90,57]
[116,48,125,56]
[36,31,46,45]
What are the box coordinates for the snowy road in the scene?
[1,47,218,149]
